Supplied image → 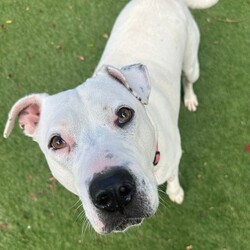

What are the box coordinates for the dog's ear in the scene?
[106,64,151,105]
[3,94,48,138]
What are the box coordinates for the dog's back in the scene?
[97,0,199,119]
[97,0,191,77]
[182,0,218,9]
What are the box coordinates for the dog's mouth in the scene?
[105,218,143,233]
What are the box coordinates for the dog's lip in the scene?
[106,218,143,233]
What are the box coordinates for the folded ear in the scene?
[3,94,48,138]
[105,64,151,105]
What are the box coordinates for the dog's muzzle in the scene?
[89,167,153,233]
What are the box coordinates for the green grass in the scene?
[0,0,250,249]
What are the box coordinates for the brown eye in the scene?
[49,135,67,150]
[116,107,134,127]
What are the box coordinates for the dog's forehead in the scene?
[76,75,140,109]
[38,76,141,133]
[41,89,82,121]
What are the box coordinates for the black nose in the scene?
[89,168,136,213]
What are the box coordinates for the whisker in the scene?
[70,199,96,237]
[82,218,91,237]
[75,209,85,224]
[159,195,169,209]
[70,199,84,222]
[70,198,82,210]
[73,203,84,216]
[158,188,166,195]
[79,211,87,222]
[81,218,87,237]
[157,187,170,209]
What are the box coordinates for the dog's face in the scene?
[4,64,159,234]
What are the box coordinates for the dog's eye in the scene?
[116,107,134,127]
[49,135,67,150]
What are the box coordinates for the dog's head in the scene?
[4,64,159,234]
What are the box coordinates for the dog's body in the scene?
[4,0,218,234]
[97,0,201,197]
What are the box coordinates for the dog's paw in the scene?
[184,92,198,112]
[166,187,184,204]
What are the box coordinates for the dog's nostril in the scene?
[118,184,134,203]
[89,168,136,213]
[99,193,109,203]
[119,185,130,195]
[96,191,114,210]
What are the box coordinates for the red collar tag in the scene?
[153,143,160,166]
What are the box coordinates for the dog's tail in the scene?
[182,0,218,9]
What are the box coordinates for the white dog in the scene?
[4,0,218,234]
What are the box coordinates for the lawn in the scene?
[0,0,250,249]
